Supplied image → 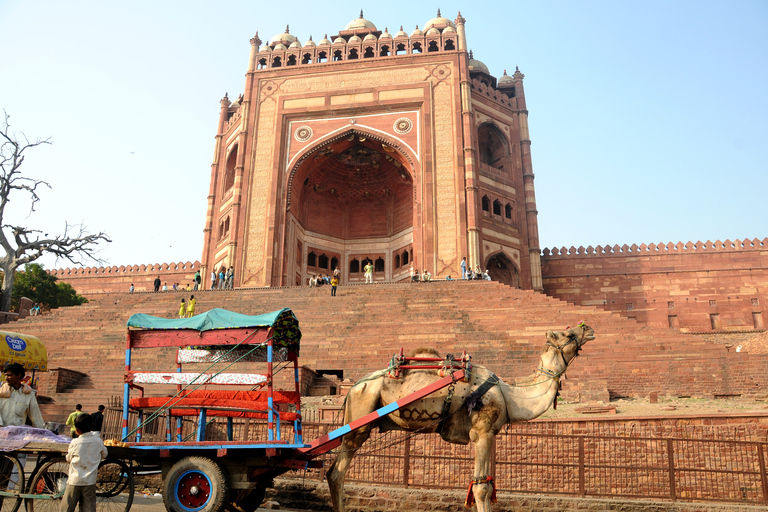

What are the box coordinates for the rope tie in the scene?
[465,475,497,508]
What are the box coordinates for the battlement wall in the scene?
[48,261,201,294]
[541,238,768,332]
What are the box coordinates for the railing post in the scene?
[578,437,585,497]
[403,434,411,488]
[667,439,676,501]
[758,444,768,504]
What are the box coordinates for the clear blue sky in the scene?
[1,1,765,269]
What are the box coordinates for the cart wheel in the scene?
[95,460,134,512]
[227,486,266,512]
[0,454,25,512]
[163,457,229,512]
[24,458,68,512]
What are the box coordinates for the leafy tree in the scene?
[0,111,110,311]
[9,263,87,310]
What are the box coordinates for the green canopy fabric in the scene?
[127,308,301,351]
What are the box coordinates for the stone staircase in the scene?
[10,280,765,423]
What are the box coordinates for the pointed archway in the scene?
[282,132,416,286]
[486,252,520,288]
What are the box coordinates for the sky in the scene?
[0,1,766,270]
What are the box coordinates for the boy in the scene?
[61,413,107,512]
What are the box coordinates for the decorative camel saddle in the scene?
[385,347,473,381]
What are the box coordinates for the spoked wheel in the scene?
[95,460,134,512]
[163,457,229,512]
[0,454,25,512]
[24,458,68,512]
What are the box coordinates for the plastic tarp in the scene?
[127,308,301,352]
[0,425,71,452]
[0,330,47,371]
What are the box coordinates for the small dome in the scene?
[259,45,273,53]
[423,9,456,32]
[269,25,298,47]
[349,35,362,44]
[442,26,456,35]
[410,25,423,37]
[497,69,514,87]
[379,28,393,39]
[363,33,377,42]
[468,51,490,75]
[425,27,440,36]
[333,36,346,45]
[303,36,317,48]
[345,10,377,31]
[289,41,301,49]
[273,43,288,51]
[318,34,332,45]
[394,26,408,38]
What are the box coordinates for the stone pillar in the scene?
[514,68,543,291]
[455,13,481,270]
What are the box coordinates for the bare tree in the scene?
[0,111,110,312]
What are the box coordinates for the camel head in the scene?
[543,321,595,369]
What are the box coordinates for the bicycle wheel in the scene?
[0,454,24,512]
[24,458,68,512]
[95,460,134,512]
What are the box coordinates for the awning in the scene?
[0,330,48,371]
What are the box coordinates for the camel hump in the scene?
[408,347,440,358]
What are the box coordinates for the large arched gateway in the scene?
[200,12,543,291]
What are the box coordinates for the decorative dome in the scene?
[269,25,298,47]
[333,36,346,45]
[468,50,490,75]
[349,35,362,44]
[289,41,301,49]
[442,26,456,35]
[318,34,332,45]
[394,26,408,38]
[425,27,440,36]
[379,28,393,39]
[497,69,514,87]
[345,10,377,31]
[303,36,317,48]
[273,43,288,51]
[410,25,424,37]
[363,33,377,42]
[259,45,273,53]
[423,9,456,32]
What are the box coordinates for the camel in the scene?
[326,322,595,512]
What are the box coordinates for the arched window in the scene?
[224,216,230,236]
[396,43,406,55]
[348,49,359,60]
[482,195,490,212]
[427,41,439,52]
[478,123,509,170]
[444,39,455,51]
[375,257,385,272]
[505,203,513,219]
[302,53,312,64]
[286,55,297,66]
[308,252,317,267]
[223,145,237,193]
[402,250,409,265]
[272,56,282,67]
[218,221,224,240]
[330,257,339,272]
[493,199,502,216]
[412,42,422,53]
[379,45,390,57]
[258,58,267,69]
[394,254,400,268]
[318,51,328,63]
[318,254,329,269]
[333,50,343,61]
[349,259,360,273]
[363,47,374,58]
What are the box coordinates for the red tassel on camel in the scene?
[465,476,497,508]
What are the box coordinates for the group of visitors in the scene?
[178,295,197,318]
[65,403,106,438]
[460,257,491,280]
[211,267,235,289]
[309,267,341,296]
[410,268,433,282]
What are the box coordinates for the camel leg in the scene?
[469,424,495,512]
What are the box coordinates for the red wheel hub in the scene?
[175,471,211,510]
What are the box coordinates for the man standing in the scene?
[364,260,374,284]
[90,405,105,433]
[210,270,217,290]
[0,363,44,428]
[66,404,84,438]
[193,270,201,290]
[153,276,161,292]
[461,257,467,280]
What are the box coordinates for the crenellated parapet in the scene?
[470,77,516,110]
[48,261,201,278]
[542,238,768,258]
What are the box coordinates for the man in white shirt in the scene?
[61,413,108,512]
[0,363,44,428]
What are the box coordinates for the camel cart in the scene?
[115,308,471,512]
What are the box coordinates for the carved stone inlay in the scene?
[294,126,313,142]
[393,118,413,134]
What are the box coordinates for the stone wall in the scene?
[541,238,768,332]
[47,261,201,295]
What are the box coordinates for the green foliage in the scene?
[10,263,88,310]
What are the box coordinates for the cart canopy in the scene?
[0,330,48,371]
[127,307,301,351]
